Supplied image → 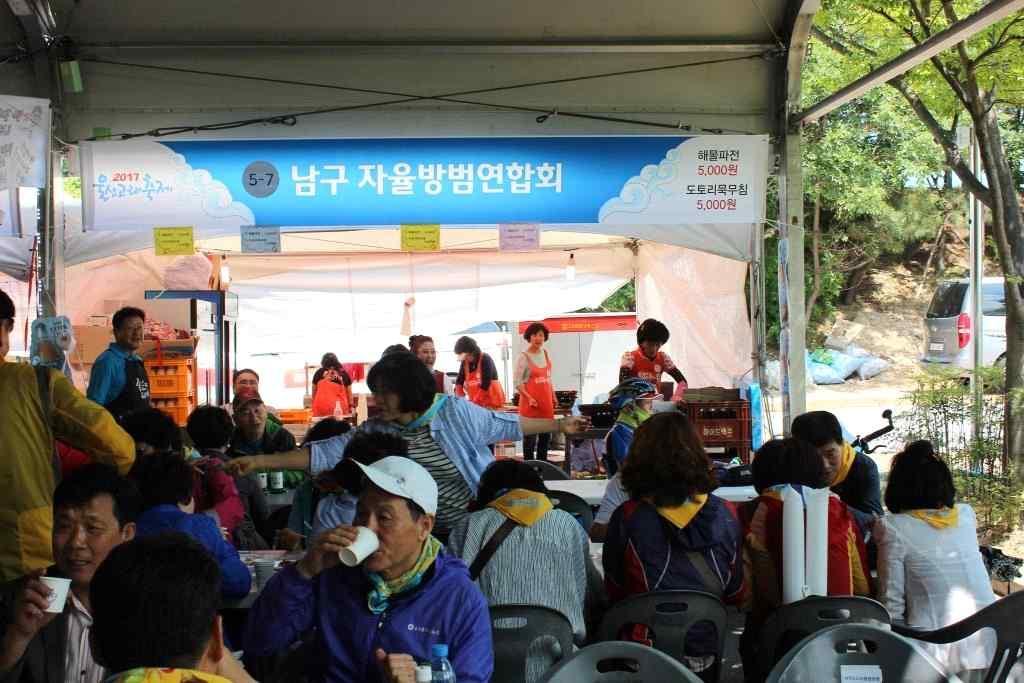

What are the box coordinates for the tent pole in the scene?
[778,132,807,433]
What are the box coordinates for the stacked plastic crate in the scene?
[145,356,197,426]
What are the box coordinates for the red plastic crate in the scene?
[684,400,752,462]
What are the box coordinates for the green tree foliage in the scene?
[812,0,1024,470]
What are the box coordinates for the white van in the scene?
[922,277,1007,369]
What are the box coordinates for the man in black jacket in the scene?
[792,410,883,530]
[0,466,140,683]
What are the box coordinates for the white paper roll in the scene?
[804,487,830,597]
[781,485,806,604]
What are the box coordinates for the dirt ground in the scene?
[812,263,932,390]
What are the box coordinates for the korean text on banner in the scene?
[241,226,281,253]
[400,224,440,252]
[153,227,195,256]
[0,95,50,191]
[79,135,769,231]
[499,223,540,251]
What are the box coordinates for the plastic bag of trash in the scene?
[811,362,845,385]
[829,350,867,379]
[857,356,889,380]
[844,343,872,358]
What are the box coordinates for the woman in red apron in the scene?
[454,336,505,409]
[516,323,556,460]
[311,368,351,417]
[619,318,688,400]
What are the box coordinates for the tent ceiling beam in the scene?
[797,0,1024,124]
[69,40,779,55]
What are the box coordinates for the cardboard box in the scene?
[70,326,113,366]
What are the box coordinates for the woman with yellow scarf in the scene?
[791,411,883,530]
[876,441,996,680]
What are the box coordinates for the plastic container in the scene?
[268,471,285,493]
[431,643,455,682]
[416,665,433,683]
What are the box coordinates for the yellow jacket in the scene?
[0,361,135,582]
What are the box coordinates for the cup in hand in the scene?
[254,560,277,589]
[338,526,380,567]
[40,577,71,614]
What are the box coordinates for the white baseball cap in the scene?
[354,457,438,516]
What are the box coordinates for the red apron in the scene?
[461,356,506,409]
[311,379,350,417]
[518,350,555,419]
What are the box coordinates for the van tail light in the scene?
[957,313,971,349]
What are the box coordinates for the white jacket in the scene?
[877,504,997,673]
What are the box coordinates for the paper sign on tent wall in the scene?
[401,224,440,252]
[153,227,195,256]
[0,95,50,191]
[499,223,540,251]
[241,225,281,253]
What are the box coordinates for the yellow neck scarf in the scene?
[832,442,857,486]
[488,489,553,526]
[657,494,709,529]
[907,507,960,529]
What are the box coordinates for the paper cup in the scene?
[339,526,380,567]
[40,577,71,614]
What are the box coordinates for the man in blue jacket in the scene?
[86,307,151,421]
[244,456,493,683]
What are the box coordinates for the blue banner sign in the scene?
[81,135,769,231]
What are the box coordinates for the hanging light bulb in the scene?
[565,252,576,281]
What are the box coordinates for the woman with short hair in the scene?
[515,322,557,461]
[603,411,743,682]
[454,336,506,409]
[449,460,600,682]
[877,440,996,679]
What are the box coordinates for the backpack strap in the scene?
[685,551,725,599]
[469,517,519,581]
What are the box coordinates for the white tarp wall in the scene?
[55,241,752,406]
[637,243,753,389]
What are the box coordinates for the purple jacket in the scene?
[244,551,493,683]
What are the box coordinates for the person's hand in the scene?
[275,528,304,551]
[296,526,357,579]
[527,396,539,408]
[375,649,418,683]
[558,416,591,435]
[7,571,58,645]
[223,456,262,477]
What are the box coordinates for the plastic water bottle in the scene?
[333,399,344,420]
[430,643,456,682]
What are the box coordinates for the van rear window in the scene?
[983,283,1007,316]
[927,282,968,318]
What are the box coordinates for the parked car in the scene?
[923,277,1007,370]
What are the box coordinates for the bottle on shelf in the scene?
[430,643,455,682]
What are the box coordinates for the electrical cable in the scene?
[75,51,776,141]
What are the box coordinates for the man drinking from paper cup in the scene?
[244,456,494,683]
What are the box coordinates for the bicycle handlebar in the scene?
[851,409,894,454]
